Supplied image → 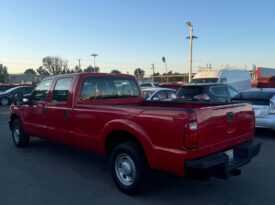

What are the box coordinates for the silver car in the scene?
[232,88,275,130]
[141,88,176,101]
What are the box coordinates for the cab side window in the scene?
[32,80,52,102]
[227,87,239,98]
[52,78,72,102]
[210,86,229,97]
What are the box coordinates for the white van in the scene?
[191,69,251,91]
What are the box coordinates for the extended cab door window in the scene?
[51,78,73,103]
[32,79,52,102]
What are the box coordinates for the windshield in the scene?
[191,78,218,84]
[141,90,155,99]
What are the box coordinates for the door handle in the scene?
[63,109,68,119]
[42,107,47,114]
[226,112,234,121]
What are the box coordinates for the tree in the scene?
[0,64,9,83]
[36,66,50,76]
[110,69,121,74]
[42,56,68,75]
[84,65,99,73]
[134,68,145,79]
[73,65,83,73]
[153,72,160,76]
[24,68,36,75]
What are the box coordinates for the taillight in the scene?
[269,100,275,114]
[184,121,199,149]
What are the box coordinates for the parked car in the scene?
[10,73,260,195]
[176,84,239,102]
[141,87,176,101]
[159,82,186,91]
[191,69,251,91]
[0,86,33,106]
[139,81,159,88]
[232,88,275,131]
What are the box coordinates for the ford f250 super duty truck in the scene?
[9,73,261,195]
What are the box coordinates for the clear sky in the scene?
[0,0,274,76]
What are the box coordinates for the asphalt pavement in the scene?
[0,106,274,205]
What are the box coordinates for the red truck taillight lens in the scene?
[184,121,199,149]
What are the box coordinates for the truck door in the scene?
[45,77,74,144]
[21,79,53,138]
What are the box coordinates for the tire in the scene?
[111,141,149,195]
[11,119,30,148]
[0,97,9,106]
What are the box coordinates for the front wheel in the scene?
[111,141,149,195]
[12,119,30,148]
[0,97,9,106]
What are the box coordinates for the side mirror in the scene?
[22,95,32,105]
[152,97,159,101]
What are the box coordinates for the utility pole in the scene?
[186,22,198,83]
[78,59,82,70]
[90,53,98,72]
[151,64,155,82]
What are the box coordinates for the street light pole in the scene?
[186,22,198,83]
[162,56,168,82]
[90,53,98,72]
[78,59,82,70]
[151,64,155,82]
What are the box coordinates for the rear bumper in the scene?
[256,115,275,130]
[185,140,261,179]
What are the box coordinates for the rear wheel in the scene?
[111,141,149,195]
[0,97,9,106]
[12,119,30,148]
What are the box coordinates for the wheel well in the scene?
[105,130,145,156]
[9,114,19,129]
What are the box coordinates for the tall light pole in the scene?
[151,64,155,82]
[90,53,98,72]
[186,22,198,83]
[162,56,168,82]
[78,59,82,70]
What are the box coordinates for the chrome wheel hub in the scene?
[13,127,20,143]
[1,98,8,106]
[115,153,136,186]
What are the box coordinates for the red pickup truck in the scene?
[9,73,261,195]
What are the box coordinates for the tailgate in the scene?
[195,103,255,148]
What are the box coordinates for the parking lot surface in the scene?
[0,106,274,205]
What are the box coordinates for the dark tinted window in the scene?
[52,78,72,102]
[23,87,33,94]
[234,91,275,100]
[210,86,229,97]
[227,87,238,98]
[232,91,275,105]
[176,86,203,99]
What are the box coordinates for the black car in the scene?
[0,86,33,106]
[176,84,239,102]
